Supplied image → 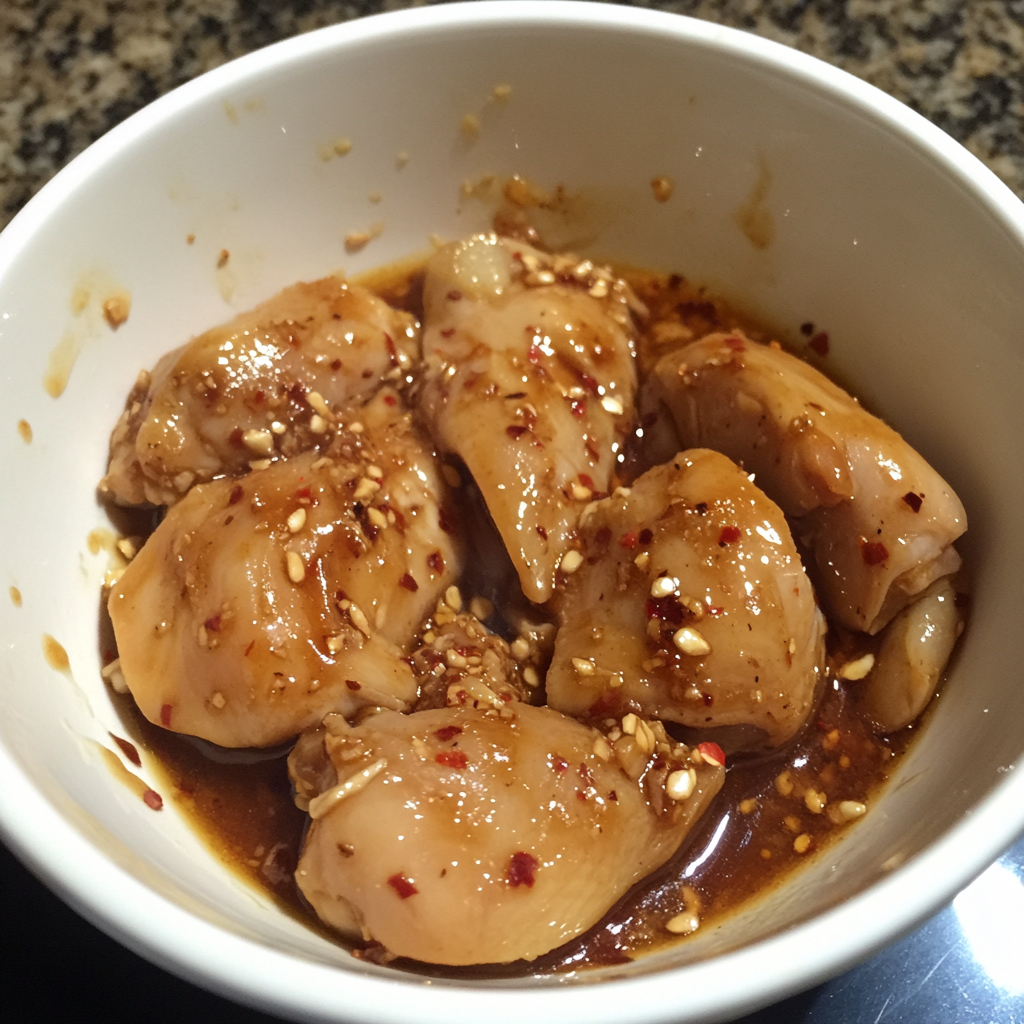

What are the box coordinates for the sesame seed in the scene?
[446,648,468,668]
[211,691,226,709]
[793,833,813,855]
[287,508,307,533]
[571,483,593,501]
[270,420,287,435]
[838,653,876,680]
[242,429,274,457]
[309,414,328,434]
[665,912,699,935]
[560,549,584,574]
[600,396,624,416]
[445,585,463,612]
[775,770,794,797]
[327,635,344,654]
[593,737,611,761]
[739,798,758,814]
[666,768,697,801]
[307,391,331,418]
[613,486,631,497]
[609,673,624,688]
[353,477,381,501]
[492,84,512,101]
[651,176,675,203]
[679,595,705,620]
[461,113,480,136]
[348,421,364,433]
[511,638,531,660]
[837,800,867,821]
[286,551,306,583]
[673,626,711,656]
[116,538,138,560]
[805,789,827,814]
[634,551,650,570]
[621,713,638,736]
[366,507,388,530]
[588,279,609,299]
[635,719,655,753]
[522,666,539,687]
[572,657,596,676]
[348,603,372,637]
[345,231,372,252]
[469,596,493,620]
[366,465,384,480]
[248,459,271,471]
[650,576,679,599]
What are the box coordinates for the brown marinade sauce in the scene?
[107,258,931,976]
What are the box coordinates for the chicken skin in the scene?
[546,449,826,750]
[419,234,640,603]
[108,390,458,747]
[292,703,723,964]
[649,333,966,633]
[102,276,418,506]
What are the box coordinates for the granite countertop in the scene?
[1,0,1023,229]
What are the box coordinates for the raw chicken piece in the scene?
[546,449,826,750]
[292,703,722,965]
[857,576,963,733]
[107,390,459,747]
[419,234,640,604]
[101,276,418,506]
[649,333,966,633]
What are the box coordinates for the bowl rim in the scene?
[2,3,1023,1023]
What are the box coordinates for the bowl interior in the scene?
[1,4,1023,1022]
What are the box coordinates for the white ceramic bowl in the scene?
[1,3,1023,1022]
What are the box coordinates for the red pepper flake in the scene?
[159,704,173,727]
[718,525,741,545]
[570,398,586,418]
[579,473,595,490]
[576,370,600,395]
[817,718,830,732]
[440,327,456,338]
[698,741,726,768]
[294,486,318,506]
[536,525,548,540]
[142,789,163,811]
[384,333,398,365]
[528,341,541,364]
[639,528,653,545]
[507,851,539,888]
[576,790,588,801]
[399,573,419,592]
[435,725,463,742]
[435,750,468,769]
[346,679,361,691]
[902,492,923,513]
[244,639,255,657]
[387,873,418,899]
[809,332,830,356]
[383,393,397,407]
[438,505,455,534]
[330,358,342,371]
[228,485,243,505]
[702,692,715,707]
[619,531,638,549]
[204,614,222,633]
[109,733,141,767]
[228,427,244,448]
[447,289,462,301]
[551,755,568,772]
[506,424,528,439]
[861,540,889,566]
[724,336,746,351]
[427,550,445,574]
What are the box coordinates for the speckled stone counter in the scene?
[1,0,1022,229]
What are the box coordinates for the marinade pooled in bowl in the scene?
[98,231,967,973]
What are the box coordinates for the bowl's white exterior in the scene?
[0,4,1022,1023]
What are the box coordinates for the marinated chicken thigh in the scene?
[107,390,459,747]
[292,703,723,965]
[546,449,826,750]
[419,234,640,603]
[649,333,966,633]
[102,277,418,506]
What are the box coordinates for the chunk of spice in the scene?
[860,540,889,566]
[434,725,463,742]
[902,492,923,513]
[507,851,539,888]
[698,741,726,768]
[435,750,469,769]
[387,873,418,899]
[718,526,741,545]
